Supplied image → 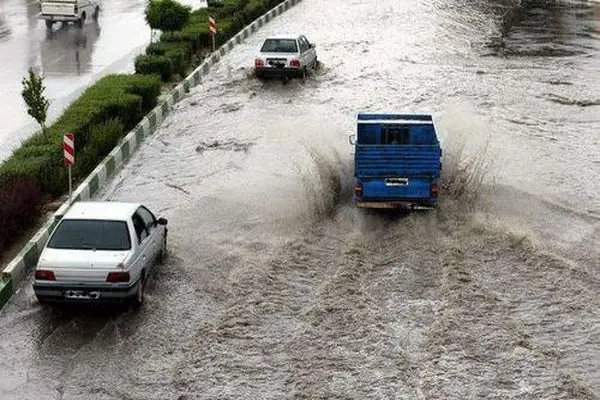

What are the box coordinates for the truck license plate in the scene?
[385,178,409,186]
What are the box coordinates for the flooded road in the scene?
[0,0,200,161]
[1,0,599,398]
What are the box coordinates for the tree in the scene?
[145,0,191,34]
[21,67,50,134]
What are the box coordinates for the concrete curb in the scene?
[0,0,303,312]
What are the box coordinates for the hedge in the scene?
[0,176,44,251]
[135,0,254,81]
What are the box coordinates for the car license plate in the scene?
[385,178,409,186]
[64,290,100,300]
[267,58,286,68]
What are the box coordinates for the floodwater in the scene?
[1,0,599,398]
[0,0,200,161]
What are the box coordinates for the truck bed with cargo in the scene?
[350,113,442,209]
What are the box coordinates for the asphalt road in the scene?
[1,0,599,399]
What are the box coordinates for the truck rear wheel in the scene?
[45,20,54,29]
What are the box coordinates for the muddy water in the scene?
[1,0,599,398]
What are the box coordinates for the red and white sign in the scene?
[63,132,74,167]
[208,16,217,36]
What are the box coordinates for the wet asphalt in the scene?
[1,0,599,398]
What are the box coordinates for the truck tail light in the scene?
[430,183,439,198]
[35,270,56,281]
[74,5,78,13]
[354,183,363,198]
[255,58,264,67]
[290,59,301,68]
[106,271,130,283]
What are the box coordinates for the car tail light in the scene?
[290,59,301,68]
[354,183,363,198]
[35,270,56,281]
[254,58,264,67]
[106,271,130,283]
[430,183,439,198]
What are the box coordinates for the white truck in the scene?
[38,0,102,29]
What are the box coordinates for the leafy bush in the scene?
[135,54,173,81]
[75,119,125,177]
[145,41,190,78]
[0,142,65,197]
[160,8,211,54]
[145,0,191,32]
[0,176,44,251]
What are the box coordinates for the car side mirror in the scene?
[157,217,168,225]
[348,134,356,145]
[310,43,316,48]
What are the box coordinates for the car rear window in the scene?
[260,38,298,53]
[48,219,131,251]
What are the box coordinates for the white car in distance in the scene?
[38,0,102,29]
[254,34,318,80]
[33,201,168,307]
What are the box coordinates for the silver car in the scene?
[33,201,168,307]
[254,34,318,80]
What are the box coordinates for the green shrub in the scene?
[0,175,44,252]
[146,41,190,77]
[160,9,211,54]
[244,0,267,21]
[166,47,187,77]
[217,0,248,19]
[75,119,125,177]
[135,54,173,81]
[122,74,163,111]
[145,0,191,32]
[0,145,65,196]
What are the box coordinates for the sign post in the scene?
[208,16,217,52]
[63,133,74,204]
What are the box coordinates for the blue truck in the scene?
[350,113,442,209]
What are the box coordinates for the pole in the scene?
[68,165,72,204]
[212,34,215,52]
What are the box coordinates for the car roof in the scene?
[62,201,141,221]
[263,34,301,40]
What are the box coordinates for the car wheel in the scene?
[300,67,307,81]
[132,275,144,308]
[76,12,85,28]
[159,234,167,263]
[45,20,54,29]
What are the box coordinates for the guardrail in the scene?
[0,0,304,312]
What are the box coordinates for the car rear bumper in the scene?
[33,279,139,304]
[38,14,79,21]
[255,67,303,78]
